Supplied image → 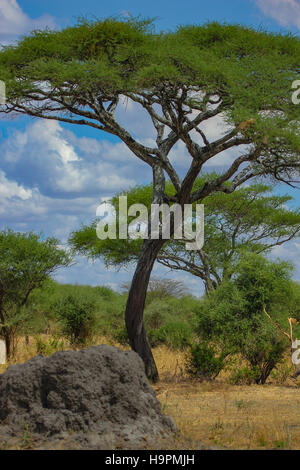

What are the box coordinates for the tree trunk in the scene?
[125,238,166,382]
[4,331,11,361]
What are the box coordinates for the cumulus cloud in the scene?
[1,120,148,198]
[255,0,300,29]
[0,117,152,263]
[0,169,32,200]
[0,0,56,45]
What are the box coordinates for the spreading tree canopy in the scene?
[70,179,300,293]
[1,18,300,379]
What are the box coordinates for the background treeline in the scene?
[22,278,198,351]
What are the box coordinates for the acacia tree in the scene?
[70,180,300,293]
[158,182,300,292]
[121,278,190,300]
[0,230,71,358]
[1,19,300,380]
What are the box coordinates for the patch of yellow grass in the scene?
[152,345,300,449]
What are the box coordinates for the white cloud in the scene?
[255,0,300,29]
[0,169,31,200]
[1,120,145,197]
[0,0,56,44]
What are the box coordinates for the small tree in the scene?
[185,343,227,381]
[0,229,71,358]
[195,254,295,384]
[53,293,98,347]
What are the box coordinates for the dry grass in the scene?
[2,337,300,449]
[152,345,300,449]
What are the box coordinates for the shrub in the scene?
[143,297,197,349]
[194,254,293,384]
[53,294,98,347]
[185,343,226,380]
[228,366,260,385]
[241,325,286,384]
[35,335,66,356]
[148,320,193,350]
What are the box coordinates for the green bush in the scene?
[35,335,66,356]
[228,367,260,385]
[96,294,128,343]
[241,325,286,384]
[53,293,98,347]
[144,297,197,349]
[185,343,226,380]
[148,320,193,350]
[20,279,201,351]
[194,254,294,384]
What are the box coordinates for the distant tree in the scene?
[121,277,190,302]
[70,180,300,293]
[1,19,300,379]
[0,229,71,358]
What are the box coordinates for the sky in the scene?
[0,0,300,295]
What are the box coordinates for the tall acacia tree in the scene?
[0,18,300,380]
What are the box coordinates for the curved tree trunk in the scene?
[125,237,166,382]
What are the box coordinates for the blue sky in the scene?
[0,0,300,295]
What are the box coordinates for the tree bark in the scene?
[125,237,166,382]
[4,330,11,361]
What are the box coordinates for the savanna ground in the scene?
[1,335,300,450]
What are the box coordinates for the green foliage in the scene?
[144,296,197,350]
[234,253,293,314]
[21,279,60,335]
[240,322,287,384]
[21,280,198,355]
[23,281,129,345]
[1,19,299,149]
[25,281,197,351]
[185,343,226,380]
[52,293,98,347]
[69,179,300,295]
[0,229,71,357]
[228,366,260,385]
[34,335,66,356]
[195,254,294,384]
[0,229,71,306]
[148,320,193,350]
